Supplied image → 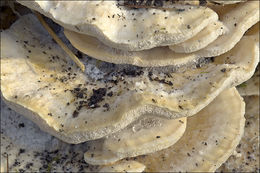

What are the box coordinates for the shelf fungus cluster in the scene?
[1,0,259,172]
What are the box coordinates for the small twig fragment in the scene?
[33,11,85,72]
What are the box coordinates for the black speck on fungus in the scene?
[72,110,79,118]
[88,88,107,108]
[221,68,226,73]
[18,123,25,128]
